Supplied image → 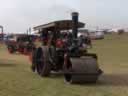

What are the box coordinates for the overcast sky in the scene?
[0,0,128,33]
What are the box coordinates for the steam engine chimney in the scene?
[72,12,79,39]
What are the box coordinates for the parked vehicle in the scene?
[6,34,36,55]
[89,31,104,40]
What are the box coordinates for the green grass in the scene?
[0,33,128,96]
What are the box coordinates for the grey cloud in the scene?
[1,0,128,33]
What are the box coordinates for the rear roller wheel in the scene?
[34,46,51,77]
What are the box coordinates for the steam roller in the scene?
[30,12,103,84]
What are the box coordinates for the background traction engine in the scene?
[6,35,35,55]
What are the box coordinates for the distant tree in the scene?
[118,29,125,35]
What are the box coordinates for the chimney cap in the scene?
[72,12,79,16]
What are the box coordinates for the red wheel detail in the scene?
[18,48,24,53]
[23,48,28,55]
[29,52,33,63]
[8,48,13,53]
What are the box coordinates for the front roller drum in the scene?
[64,57,102,84]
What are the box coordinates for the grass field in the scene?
[0,33,128,96]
